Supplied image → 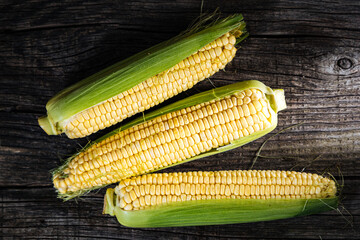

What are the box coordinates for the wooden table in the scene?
[1,0,359,239]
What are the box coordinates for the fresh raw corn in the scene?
[114,170,337,211]
[103,170,338,227]
[39,14,248,139]
[53,80,286,199]
[59,33,239,139]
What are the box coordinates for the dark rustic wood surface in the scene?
[1,0,359,239]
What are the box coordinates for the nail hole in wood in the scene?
[337,58,353,70]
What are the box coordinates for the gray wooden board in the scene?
[0,0,359,238]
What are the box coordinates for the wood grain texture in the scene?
[1,0,359,239]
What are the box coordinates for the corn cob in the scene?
[103,170,338,227]
[53,80,286,199]
[39,15,247,139]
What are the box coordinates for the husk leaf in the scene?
[103,188,338,228]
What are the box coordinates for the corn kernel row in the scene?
[114,170,337,211]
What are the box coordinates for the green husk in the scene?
[39,14,247,136]
[54,80,286,200]
[103,188,338,228]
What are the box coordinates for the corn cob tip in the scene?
[273,89,286,113]
[38,115,59,135]
[103,188,115,216]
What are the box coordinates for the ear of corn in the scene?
[103,170,338,228]
[53,80,286,199]
[39,14,247,138]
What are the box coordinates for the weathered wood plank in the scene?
[1,0,359,238]
[1,36,359,186]
[1,0,359,38]
[1,180,359,239]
